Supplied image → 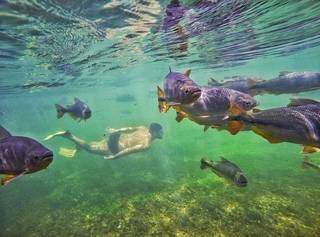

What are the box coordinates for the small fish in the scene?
[200,157,247,187]
[250,71,320,95]
[229,98,320,152]
[55,97,92,122]
[0,125,53,186]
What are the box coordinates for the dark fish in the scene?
[208,76,262,96]
[230,98,320,153]
[0,125,53,186]
[251,71,320,95]
[55,97,92,122]
[200,157,247,187]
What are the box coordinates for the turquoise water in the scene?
[1,1,320,236]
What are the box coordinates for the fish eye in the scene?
[184,88,190,94]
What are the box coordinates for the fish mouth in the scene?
[42,152,54,162]
[235,173,247,187]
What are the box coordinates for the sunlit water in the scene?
[1,0,320,236]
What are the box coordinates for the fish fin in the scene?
[176,112,186,123]
[157,86,170,113]
[208,77,220,86]
[69,113,78,120]
[157,85,165,97]
[301,146,320,154]
[59,147,77,158]
[55,104,66,119]
[1,175,17,186]
[227,121,244,135]
[74,97,81,103]
[204,125,209,132]
[1,171,27,186]
[252,126,282,144]
[219,156,228,162]
[229,104,244,116]
[279,71,291,76]
[200,158,208,170]
[0,125,12,140]
[184,69,191,77]
[287,98,320,107]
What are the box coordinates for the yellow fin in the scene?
[252,126,282,144]
[59,147,77,158]
[176,111,187,123]
[302,146,320,154]
[184,69,191,77]
[1,175,16,186]
[157,86,170,113]
[227,121,244,135]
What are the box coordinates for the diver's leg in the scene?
[64,133,92,151]
[67,135,110,156]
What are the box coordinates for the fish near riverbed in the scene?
[0,125,53,186]
[55,97,92,122]
[251,71,320,95]
[200,157,247,187]
[229,98,320,153]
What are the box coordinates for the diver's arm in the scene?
[103,144,148,160]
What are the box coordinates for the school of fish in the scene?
[157,68,320,178]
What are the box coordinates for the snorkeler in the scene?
[44,123,163,160]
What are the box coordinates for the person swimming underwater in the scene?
[44,123,163,160]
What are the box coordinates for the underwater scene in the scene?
[1,0,320,236]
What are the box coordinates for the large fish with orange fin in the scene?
[229,98,320,153]
[157,68,257,134]
[0,125,53,186]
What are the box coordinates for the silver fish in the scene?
[251,71,320,95]
[208,76,262,96]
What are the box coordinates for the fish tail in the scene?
[55,104,66,119]
[200,158,209,170]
